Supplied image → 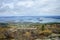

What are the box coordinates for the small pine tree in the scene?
[41,25,44,31]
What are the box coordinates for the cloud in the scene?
[0,0,60,16]
[34,0,60,15]
[2,3,14,9]
[16,1,34,8]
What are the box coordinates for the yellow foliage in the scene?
[43,30,52,33]
[25,32,31,37]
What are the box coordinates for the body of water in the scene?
[0,16,60,23]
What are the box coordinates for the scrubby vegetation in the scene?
[0,22,60,40]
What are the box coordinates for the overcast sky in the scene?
[0,0,60,16]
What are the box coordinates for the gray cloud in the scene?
[0,0,60,16]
